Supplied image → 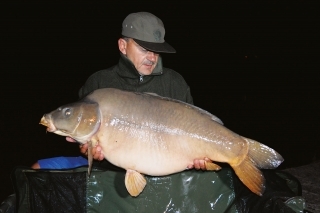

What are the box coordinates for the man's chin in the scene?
[138,68,154,76]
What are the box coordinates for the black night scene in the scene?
[1,1,319,209]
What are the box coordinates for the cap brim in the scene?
[133,39,176,53]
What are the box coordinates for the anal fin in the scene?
[125,169,147,197]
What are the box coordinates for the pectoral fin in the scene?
[205,161,222,171]
[87,141,93,176]
[125,169,147,197]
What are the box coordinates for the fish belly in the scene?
[96,124,243,176]
[99,135,202,175]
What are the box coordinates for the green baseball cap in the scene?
[122,12,176,53]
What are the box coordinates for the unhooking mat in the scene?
[11,166,306,213]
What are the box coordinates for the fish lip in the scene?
[46,126,56,132]
[40,116,56,132]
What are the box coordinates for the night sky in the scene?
[1,1,319,202]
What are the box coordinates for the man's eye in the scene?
[140,48,148,53]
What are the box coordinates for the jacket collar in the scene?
[117,53,163,79]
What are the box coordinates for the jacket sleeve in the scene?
[185,86,194,105]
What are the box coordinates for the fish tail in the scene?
[230,137,284,196]
[242,136,284,169]
[231,155,266,196]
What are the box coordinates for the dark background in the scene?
[1,1,319,202]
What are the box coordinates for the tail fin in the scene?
[231,156,266,196]
[231,137,284,196]
[242,136,284,169]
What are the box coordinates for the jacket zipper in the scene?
[140,75,143,82]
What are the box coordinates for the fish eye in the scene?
[64,108,72,117]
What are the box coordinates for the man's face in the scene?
[119,38,159,75]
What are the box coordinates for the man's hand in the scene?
[187,157,211,170]
[66,137,104,161]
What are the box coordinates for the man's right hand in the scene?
[66,137,104,161]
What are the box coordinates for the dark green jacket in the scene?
[78,53,193,105]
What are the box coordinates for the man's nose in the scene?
[146,51,158,61]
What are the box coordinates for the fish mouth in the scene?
[40,116,56,132]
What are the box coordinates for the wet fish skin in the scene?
[40,88,284,197]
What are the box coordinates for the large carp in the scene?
[40,88,283,197]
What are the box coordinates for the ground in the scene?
[285,161,320,213]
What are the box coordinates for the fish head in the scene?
[40,101,101,143]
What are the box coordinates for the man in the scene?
[32,11,209,170]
